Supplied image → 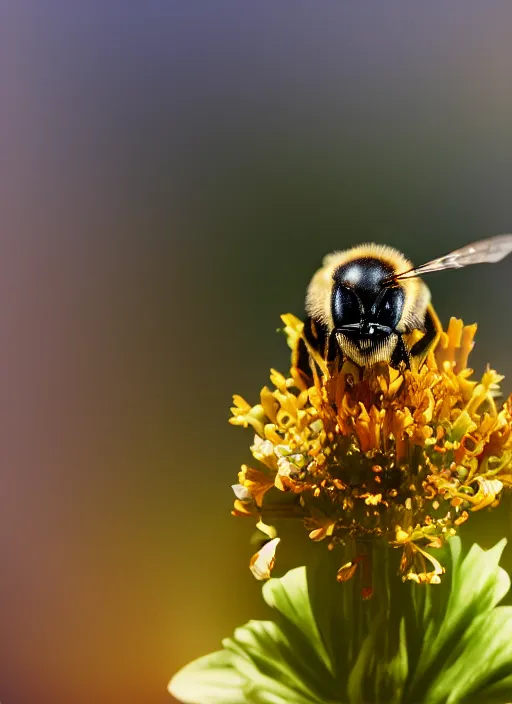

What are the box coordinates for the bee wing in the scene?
[389,234,512,282]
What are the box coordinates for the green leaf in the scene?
[169,537,512,704]
[425,606,512,703]
[305,546,355,684]
[224,620,330,702]
[263,566,333,667]
[260,565,344,701]
[406,538,512,703]
[242,671,326,704]
[168,650,246,704]
[347,616,408,704]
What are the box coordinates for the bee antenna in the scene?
[382,275,402,287]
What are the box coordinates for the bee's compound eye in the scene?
[375,288,405,329]
[332,285,360,327]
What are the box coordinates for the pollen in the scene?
[230,314,512,584]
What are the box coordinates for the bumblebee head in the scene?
[331,256,405,335]
[306,244,430,339]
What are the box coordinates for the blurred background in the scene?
[1,2,512,702]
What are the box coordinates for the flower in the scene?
[230,314,512,583]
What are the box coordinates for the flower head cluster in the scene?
[230,314,512,584]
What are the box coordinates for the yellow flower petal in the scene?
[467,477,504,511]
[249,537,280,580]
[308,521,335,541]
[238,465,275,507]
[229,402,266,436]
[255,520,277,539]
[336,559,360,583]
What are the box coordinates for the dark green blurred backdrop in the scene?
[1,3,512,702]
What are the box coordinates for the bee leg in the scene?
[326,328,339,363]
[294,317,336,380]
[294,331,312,381]
[390,334,411,369]
[304,316,336,360]
[303,316,322,349]
[325,328,344,371]
[409,306,441,366]
[293,317,324,380]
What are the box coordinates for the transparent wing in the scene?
[389,234,512,282]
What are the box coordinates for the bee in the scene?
[296,234,512,375]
